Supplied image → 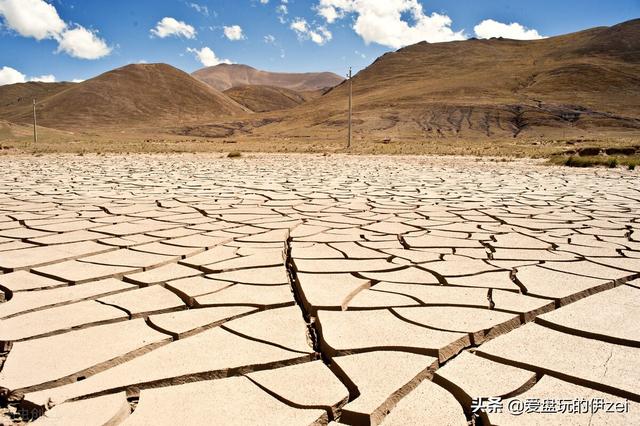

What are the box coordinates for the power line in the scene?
[347,67,352,149]
[32,99,38,144]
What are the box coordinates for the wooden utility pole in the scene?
[347,67,352,149]
[32,99,38,144]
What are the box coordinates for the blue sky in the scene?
[0,0,638,84]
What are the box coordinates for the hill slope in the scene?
[0,82,74,119]
[223,85,326,112]
[4,64,248,129]
[193,64,344,92]
[198,19,640,143]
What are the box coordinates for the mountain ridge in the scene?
[199,18,639,143]
[1,63,249,130]
[192,64,344,92]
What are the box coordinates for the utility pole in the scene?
[347,67,352,149]
[32,99,38,144]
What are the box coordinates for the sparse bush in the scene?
[227,151,242,158]
[555,154,640,169]
[565,156,584,167]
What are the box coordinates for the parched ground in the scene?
[0,153,638,425]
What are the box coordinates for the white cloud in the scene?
[151,17,196,39]
[310,26,332,45]
[71,78,84,83]
[0,0,66,40]
[474,19,543,40]
[276,4,288,23]
[0,66,59,86]
[317,4,342,24]
[29,74,55,82]
[188,2,209,16]
[316,0,465,48]
[260,0,269,4]
[290,18,332,45]
[187,46,231,67]
[290,18,308,33]
[223,25,245,41]
[0,0,111,59]
[264,34,276,44]
[57,26,112,59]
[0,66,26,85]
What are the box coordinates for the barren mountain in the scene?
[193,64,344,92]
[190,19,640,143]
[2,64,248,130]
[223,85,327,112]
[0,81,74,118]
[2,19,639,150]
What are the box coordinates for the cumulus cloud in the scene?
[57,25,112,59]
[290,18,308,33]
[223,25,245,41]
[290,18,332,45]
[29,74,55,82]
[264,34,276,44]
[0,66,26,85]
[316,0,465,48]
[0,0,111,59]
[317,4,340,24]
[71,78,85,83]
[0,66,58,86]
[474,19,544,40]
[151,17,196,39]
[187,46,231,67]
[0,0,65,40]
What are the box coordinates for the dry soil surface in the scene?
[0,154,638,425]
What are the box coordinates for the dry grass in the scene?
[2,122,638,161]
[548,154,640,169]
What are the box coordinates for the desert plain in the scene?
[0,153,637,425]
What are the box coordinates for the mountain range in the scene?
[0,19,639,143]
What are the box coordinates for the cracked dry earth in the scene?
[0,154,638,426]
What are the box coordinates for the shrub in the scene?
[565,156,584,167]
[227,151,242,158]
